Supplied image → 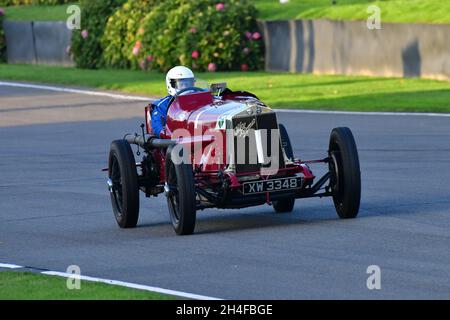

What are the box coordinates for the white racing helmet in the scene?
[166,66,196,96]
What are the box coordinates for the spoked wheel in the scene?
[165,147,197,235]
[108,140,139,228]
[272,124,296,213]
[328,127,361,219]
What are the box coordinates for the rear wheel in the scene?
[108,140,139,228]
[273,124,295,213]
[165,147,197,235]
[329,127,361,219]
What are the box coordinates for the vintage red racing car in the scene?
[106,83,361,235]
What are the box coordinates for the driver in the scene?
[151,66,196,137]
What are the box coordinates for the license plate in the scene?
[243,177,302,195]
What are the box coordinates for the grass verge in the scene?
[0,271,176,300]
[3,1,450,24]
[1,64,450,112]
[2,3,77,22]
[255,0,450,24]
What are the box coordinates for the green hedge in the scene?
[145,0,263,72]
[73,0,264,72]
[0,7,6,63]
[32,0,71,4]
[0,0,71,5]
[104,0,263,72]
[102,0,158,69]
[70,0,125,69]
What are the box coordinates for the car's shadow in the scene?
[133,197,448,236]
[194,213,333,235]
[136,204,347,236]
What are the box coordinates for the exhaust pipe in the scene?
[124,134,176,149]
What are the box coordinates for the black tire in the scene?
[273,124,296,213]
[108,140,139,228]
[165,147,197,235]
[328,127,361,219]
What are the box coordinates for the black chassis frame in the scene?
[126,134,336,211]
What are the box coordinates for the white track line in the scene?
[1,81,450,117]
[0,261,220,300]
[0,81,150,102]
[0,263,23,269]
[42,271,221,300]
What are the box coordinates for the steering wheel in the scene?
[175,87,206,97]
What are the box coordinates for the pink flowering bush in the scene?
[215,3,224,11]
[191,50,199,59]
[133,0,263,72]
[208,62,217,72]
[252,32,261,40]
[132,41,141,56]
[81,29,89,39]
[102,0,159,69]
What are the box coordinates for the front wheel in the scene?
[108,140,140,228]
[329,127,361,219]
[165,147,197,235]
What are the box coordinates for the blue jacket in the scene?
[151,95,173,137]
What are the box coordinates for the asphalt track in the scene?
[0,84,449,299]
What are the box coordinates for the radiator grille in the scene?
[232,113,285,174]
